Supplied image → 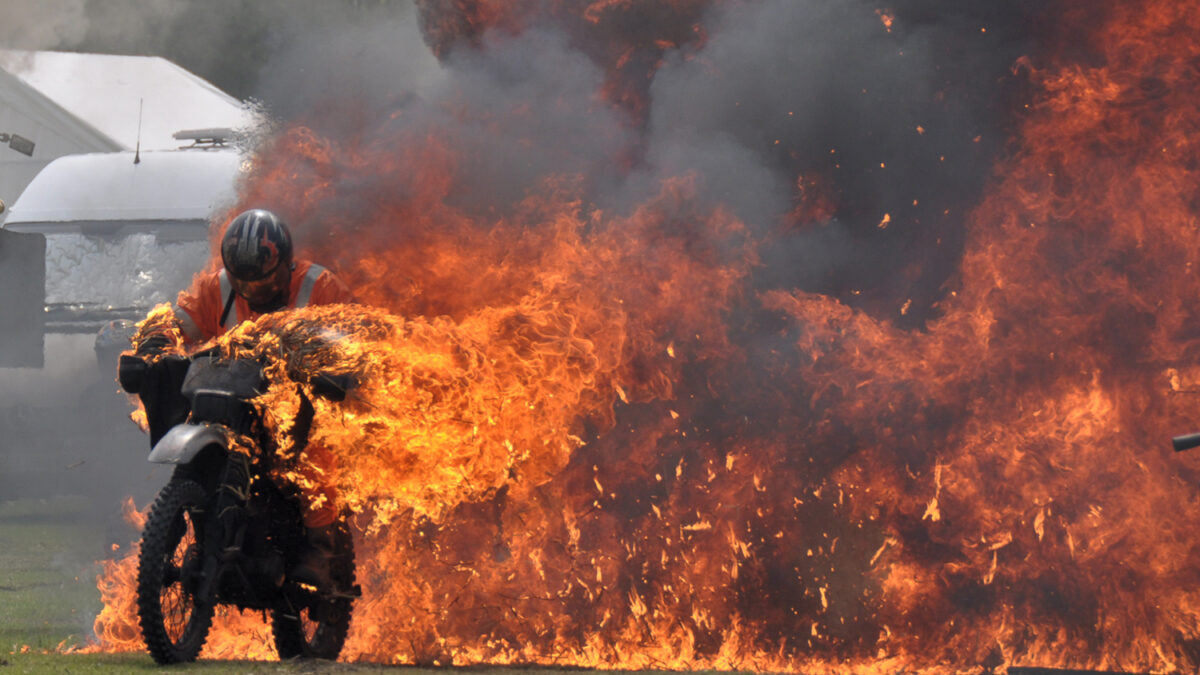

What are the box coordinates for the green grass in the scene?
[0,497,104,654]
[1,652,609,673]
[0,651,460,673]
[0,652,684,674]
[1,652,310,673]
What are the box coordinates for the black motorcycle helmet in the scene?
[220,209,294,311]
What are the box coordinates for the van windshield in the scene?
[45,230,208,324]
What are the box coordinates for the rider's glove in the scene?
[135,334,171,357]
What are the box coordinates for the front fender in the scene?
[148,423,233,464]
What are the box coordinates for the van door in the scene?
[0,229,46,367]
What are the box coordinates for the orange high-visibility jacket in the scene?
[175,260,353,342]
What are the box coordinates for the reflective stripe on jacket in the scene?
[174,260,352,342]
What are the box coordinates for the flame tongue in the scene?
[241,302,609,524]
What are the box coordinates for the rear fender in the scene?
[148,423,233,464]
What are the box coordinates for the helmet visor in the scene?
[231,271,286,307]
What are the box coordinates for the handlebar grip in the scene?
[118,354,148,394]
[1172,432,1200,452]
[311,372,355,402]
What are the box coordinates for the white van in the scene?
[0,133,245,506]
[0,133,244,402]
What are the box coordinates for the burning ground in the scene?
[78,0,1200,672]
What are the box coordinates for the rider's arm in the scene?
[133,271,222,355]
[311,269,356,305]
[173,306,204,344]
[174,271,225,343]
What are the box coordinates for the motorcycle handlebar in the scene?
[118,353,191,395]
[123,343,355,401]
[122,348,354,402]
[1173,432,1200,453]
[311,372,355,402]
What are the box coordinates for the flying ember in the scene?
[85,0,1200,672]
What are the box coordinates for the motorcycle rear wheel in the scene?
[137,478,215,664]
[272,519,355,659]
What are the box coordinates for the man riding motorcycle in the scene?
[135,208,353,589]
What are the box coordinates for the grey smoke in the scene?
[251,2,440,123]
[0,0,91,53]
[634,0,1035,309]
[0,0,435,104]
[327,26,632,216]
[0,0,185,59]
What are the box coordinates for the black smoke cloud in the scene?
[259,0,1043,329]
[634,0,1044,321]
[401,0,1046,324]
[2,0,1045,325]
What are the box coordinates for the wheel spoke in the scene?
[271,520,355,660]
[302,606,321,643]
[138,479,215,664]
[162,512,197,642]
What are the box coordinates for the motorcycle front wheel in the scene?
[272,519,356,659]
[137,478,215,664]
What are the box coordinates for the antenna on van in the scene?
[134,98,143,165]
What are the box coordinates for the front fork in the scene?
[194,452,257,606]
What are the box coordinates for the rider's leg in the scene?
[290,443,339,589]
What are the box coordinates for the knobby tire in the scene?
[137,478,215,664]
[271,518,356,660]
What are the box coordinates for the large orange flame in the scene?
[85,0,1200,672]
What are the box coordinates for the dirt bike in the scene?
[118,350,359,664]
